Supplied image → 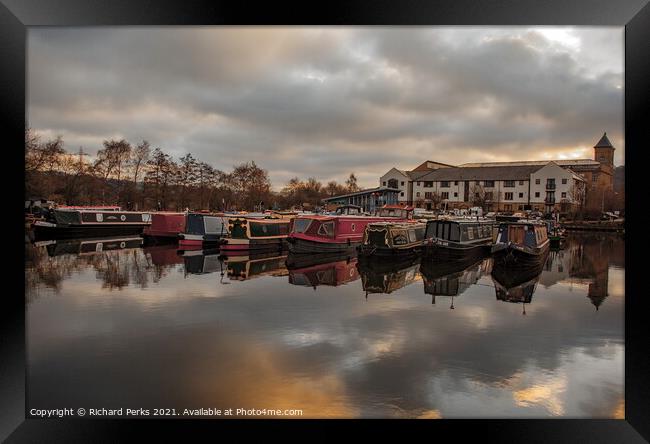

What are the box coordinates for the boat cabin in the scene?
[334,205,364,216]
[495,222,548,247]
[374,205,413,219]
[425,220,494,244]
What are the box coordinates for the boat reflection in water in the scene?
[222,250,289,281]
[491,249,549,314]
[36,236,144,257]
[421,255,492,308]
[357,255,421,296]
[181,247,226,276]
[286,252,360,289]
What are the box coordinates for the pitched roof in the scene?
[415,165,545,182]
[594,132,614,148]
[459,159,599,167]
[322,186,399,201]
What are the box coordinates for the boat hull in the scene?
[178,233,225,248]
[421,239,492,261]
[491,240,550,269]
[220,237,288,251]
[287,237,360,254]
[32,223,146,240]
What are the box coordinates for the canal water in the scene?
[25,234,624,418]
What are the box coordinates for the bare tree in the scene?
[346,173,359,192]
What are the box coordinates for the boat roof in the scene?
[427,218,495,224]
[368,221,425,228]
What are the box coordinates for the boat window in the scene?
[449,224,460,242]
[292,218,312,233]
[318,221,335,237]
[393,231,408,245]
[426,221,437,239]
[467,225,475,240]
[408,229,417,243]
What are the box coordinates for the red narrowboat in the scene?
[287,205,415,254]
[143,212,187,241]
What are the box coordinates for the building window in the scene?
[562,178,567,184]
[599,156,606,162]
[518,192,523,198]
[416,192,421,197]
[424,181,433,188]
[592,174,598,182]
[485,192,493,201]
[561,192,567,198]
[504,192,513,200]
[504,180,515,187]
[441,181,450,188]
[401,181,405,186]
[518,205,524,211]
[388,179,398,188]
[484,180,495,187]
[425,192,432,199]
[400,192,404,197]
[535,178,540,184]
[416,182,421,186]
[382,181,386,186]
[519,180,524,185]
[454,181,458,185]
[504,204,512,211]
[441,192,449,200]
[535,192,540,198]
[454,192,458,197]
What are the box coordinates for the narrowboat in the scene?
[38,236,144,257]
[287,205,415,254]
[219,217,291,251]
[421,257,492,306]
[178,212,229,248]
[143,212,186,242]
[358,221,427,257]
[287,256,360,289]
[358,255,421,295]
[421,219,496,260]
[491,221,550,267]
[31,207,151,240]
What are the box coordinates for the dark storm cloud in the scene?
[28,27,623,188]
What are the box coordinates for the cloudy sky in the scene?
[28,27,624,190]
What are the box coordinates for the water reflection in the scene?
[26,233,624,418]
[358,255,421,296]
[287,253,360,289]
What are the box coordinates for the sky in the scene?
[28,27,624,190]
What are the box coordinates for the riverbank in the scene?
[562,220,624,233]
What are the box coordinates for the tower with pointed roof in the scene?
[594,132,615,173]
[589,132,616,192]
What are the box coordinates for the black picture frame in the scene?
[2,0,649,441]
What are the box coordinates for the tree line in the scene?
[25,129,361,211]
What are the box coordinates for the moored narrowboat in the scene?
[421,219,496,260]
[32,208,151,240]
[287,205,415,254]
[219,217,291,251]
[178,212,229,248]
[491,221,550,267]
[358,221,426,256]
[143,212,187,242]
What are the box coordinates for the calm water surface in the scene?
[25,234,624,418]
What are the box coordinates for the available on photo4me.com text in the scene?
[29,407,305,417]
